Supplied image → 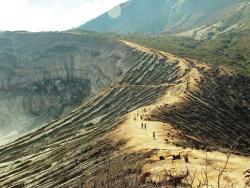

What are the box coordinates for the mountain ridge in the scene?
[80,0,249,37]
[0,39,249,187]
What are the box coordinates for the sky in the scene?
[0,0,128,32]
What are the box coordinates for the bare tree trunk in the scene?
[217,137,240,188]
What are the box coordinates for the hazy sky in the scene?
[0,0,128,31]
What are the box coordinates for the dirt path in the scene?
[114,106,249,187]
[111,40,198,154]
[117,109,179,152]
[114,41,200,152]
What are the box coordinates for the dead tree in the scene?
[217,137,240,188]
[184,154,189,163]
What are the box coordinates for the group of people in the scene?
[135,111,156,140]
[141,122,147,130]
[140,122,156,140]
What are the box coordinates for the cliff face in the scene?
[0,31,133,141]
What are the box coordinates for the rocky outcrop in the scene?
[0,79,90,138]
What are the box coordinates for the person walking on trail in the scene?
[144,123,147,130]
[153,132,156,140]
[134,115,136,121]
[141,122,143,129]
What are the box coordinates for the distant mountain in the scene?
[80,0,250,38]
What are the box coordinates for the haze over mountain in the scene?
[80,0,250,39]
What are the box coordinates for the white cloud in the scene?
[0,0,128,31]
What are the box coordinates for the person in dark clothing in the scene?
[184,154,189,163]
[153,132,156,140]
[141,122,143,129]
[153,132,156,139]
[144,123,147,130]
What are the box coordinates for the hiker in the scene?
[184,154,189,163]
[140,115,143,121]
[141,122,143,129]
[153,132,156,140]
[144,123,147,130]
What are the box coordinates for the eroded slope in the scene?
[0,41,249,188]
